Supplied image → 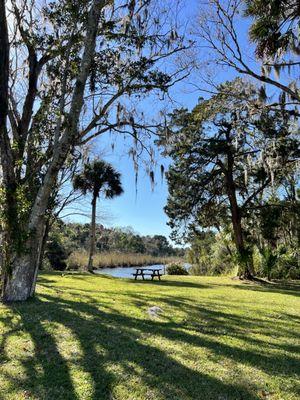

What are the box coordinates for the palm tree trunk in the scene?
[88,197,96,272]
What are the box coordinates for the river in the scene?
[94,264,190,278]
[94,265,166,278]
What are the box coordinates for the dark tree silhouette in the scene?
[73,160,123,272]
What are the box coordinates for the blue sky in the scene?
[66,0,259,240]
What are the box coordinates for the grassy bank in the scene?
[67,251,181,269]
[0,273,299,400]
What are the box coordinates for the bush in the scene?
[45,239,68,271]
[166,263,189,275]
[188,230,236,276]
[253,246,300,280]
[270,249,300,280]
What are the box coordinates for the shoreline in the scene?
[93,262,166,270]
[67,251,182,271]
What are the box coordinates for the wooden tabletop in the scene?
[135,268,162,271]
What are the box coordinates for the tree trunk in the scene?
[230,208,253,279]
[36,219,50,272]
[0,227,42,301]
[224,157,254,279]
[0,0,103,302]
[88,197,97,272]
[0,215,45,302]
[1,255,35,302]
[30,219,49,297]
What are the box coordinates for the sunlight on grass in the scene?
[0,273,299,400]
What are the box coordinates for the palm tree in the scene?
[73,160,123,272]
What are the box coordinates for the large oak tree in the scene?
[160,79,299,278]
[0,0,188,301]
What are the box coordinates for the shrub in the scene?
[45,239,68,271]
[188,230,236,276]
[252,245,300,280]
[166,263,189,275]
[270,249,300,280]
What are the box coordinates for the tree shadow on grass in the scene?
[110,291,300,375]
[37,272,300,295]
[226,281,300,298]
[36,278,300,378]
[126,279,213,289]
[0,293,272,400]
[0,302,80,400]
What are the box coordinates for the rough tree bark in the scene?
[0,0,26,301]
[0,0,104,302]
[1,227,43,301]
[227,180,253,278]
[224,148,254,279]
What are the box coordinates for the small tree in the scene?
[73,160,123,272]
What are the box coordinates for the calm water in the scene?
[94,265,166,278]
[94,264,190,279]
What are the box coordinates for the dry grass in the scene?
[67,251,181,270]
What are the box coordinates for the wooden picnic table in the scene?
[132,268,163,281]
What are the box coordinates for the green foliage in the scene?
[254,245,300,280]
[275,248,300,279]
[105,228,146,254]
[166,263,188,275]
[62,223,182,256]
[0,183,33,269]
[45,238,69,271]
[245,0,300,59]
[73,159,123,200]
[161,78,299,278]
[43,221,184,270]
[260,247,278,280]
[44,221,73,271]
[188,230,236,276]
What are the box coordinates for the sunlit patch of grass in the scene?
[0,273,299,399]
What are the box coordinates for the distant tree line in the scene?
[44,221,185,270]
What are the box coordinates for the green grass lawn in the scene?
[0,273,299,400]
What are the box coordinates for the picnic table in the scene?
[133,268,163,281]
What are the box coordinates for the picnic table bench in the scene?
[132,268,163,281]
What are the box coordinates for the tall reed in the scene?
[67,251,181,270]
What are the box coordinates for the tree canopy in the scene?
[0,0,188,300]
[160,78,299,277]
[196,0,300,106]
